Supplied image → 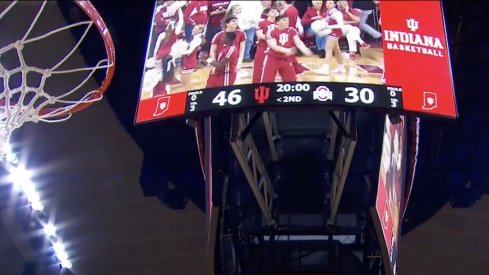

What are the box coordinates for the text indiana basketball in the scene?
[137,1,456,120]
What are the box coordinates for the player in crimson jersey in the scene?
[209,16,245,71]
[183,1,208,42]
[204,1,231,53]
[315,0,346,75]
[181,25,205,91]
[276,0,307,75]
[337,0,370,60]
[253,6,279,83]
[206,30,239,88]
[260,15,313,83]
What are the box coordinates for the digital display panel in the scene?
[135,0,456,124]
[376,115,407,275]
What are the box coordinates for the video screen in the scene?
[135,0,456,124]
[376,115,407,275]
[400,117,419,218]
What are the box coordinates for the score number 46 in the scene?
[345,87,374,105]
[212,89,242,106]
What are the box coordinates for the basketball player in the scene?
[260,15,313,83]
[315,0,346,75]
[253,6,279,83]
[337,0,370,60]
[209,16,245,70]
[181,25,205,91]
[276,0,306,75]
[204,1,231,54]
[206,31,239,88]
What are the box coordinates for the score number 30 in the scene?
[212,89,242,106]
[345,87,374,105]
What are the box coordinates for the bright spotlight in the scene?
[20,181,38,197]
[3,142,19,164]
[2,142,12,154]
[30,200,44,211]
[43,223,57,237]
[56,250,69,262]
[5,152,19,164]
[52,242,66,254]
[9,166,32,185]
[60,260,72,269]
[53,242,70,263]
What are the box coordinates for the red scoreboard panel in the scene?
[135,1,456,124]
[380,1,456,118]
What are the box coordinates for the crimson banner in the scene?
[376,115,407,275]
[380,1,457,118]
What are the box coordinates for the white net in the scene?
[0,1,115,157]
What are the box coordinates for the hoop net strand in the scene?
[0,0,116,156]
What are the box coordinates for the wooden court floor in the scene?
[140,48,384,100]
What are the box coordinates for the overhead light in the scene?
[60,261,72,269]
[3,142,19,164]
[8,166,32,185]
[30,200,44,211]
[52,242,66,254]
[7,159,72,270]
[56,250,69,262]
[43,223,57,237]
[53,242,70,264]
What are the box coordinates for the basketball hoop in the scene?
[0,0,115,158]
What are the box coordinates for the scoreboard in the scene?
[135,0,457,124]
[136,82,403,122]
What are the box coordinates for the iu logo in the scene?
[278,33,289,46]
[153,96,170,116]
[406,18,419,32]
[254,85,270,104]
